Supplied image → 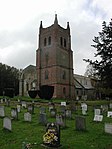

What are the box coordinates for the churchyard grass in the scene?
[0,99,112,149]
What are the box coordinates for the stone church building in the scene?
[19,15,95,99]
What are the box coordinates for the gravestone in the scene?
[109,103,112,109]
[39,113,47,125]
[93,115,103,122]
[11,108,18,120]
[60,105,66,117]
[1,99,3,103]
[24,112,32,122]
[3,117,12,131]
[61,102,66,106]
[66,110,72,119]
[17,105,21,113]
[56,114,65,127]
[22,101,27,108]
[105,123,112,134]
[107,111,112,117]
[50,109,57,118]
[27,104,34,114]
[0,106,5,117]
[40,106,46,114]
[42,122,61,148]
[6,99,10,107]
[94,109,101,115]
[101,105,108,113]
[81,103,87,115]
[75,116,86,131]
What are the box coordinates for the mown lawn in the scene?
[0,99,112,149]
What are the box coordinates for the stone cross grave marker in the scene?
[93,115,103,122]
[24,112,32,122]
[107,111,112,117]
[11,108,18,120]
[39,113,47,125]
[105,123,112,134]
[42,122,61,148]
[3,117,12,131]
[0,106,5,117]
[75,116,86,131]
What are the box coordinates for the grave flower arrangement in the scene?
[43,129,58,146]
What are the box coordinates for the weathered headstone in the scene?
[107,111,112,117]
[101,105,108,113]
[3,117,12,131]
[0,106,5,117]
[11,108,18,120]
[40,106,46,114]
[42,122,61,148]
[6,99,10,107]
[66,110,72,119]
[39,113,47,125]
[61,102,66,106]
[60,105,66,117]
[50,109,57,118]
[27,104,34,114]
[93,115,103,122]
[81,103,87,115]
[24,112,32,122]
[17,105,21,113]
[56,114,65,127]
[105,123,112,134]
[75,116,86,131]
[1,99,3,103]
[109,103,112,109]
[94,109,101,115]
[22,101,27,108]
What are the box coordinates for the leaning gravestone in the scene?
[105,123,112,134]
[42,122,61,148]
[24,112,32,122]
[3,117,12,131]
[109,103,112,109]
[0,106,5,117]
[11,108,18,120]
[75,116,86,131]
[39,113,47,125]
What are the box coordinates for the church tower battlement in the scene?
[36,14,75,99]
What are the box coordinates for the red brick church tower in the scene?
[36,14,75,99]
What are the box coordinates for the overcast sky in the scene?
[0,0,111,75]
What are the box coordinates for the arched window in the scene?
[60,37,63,46]
[63,87,66,95]
[45,70,49,79]
[64,38,66,47]
[48,36,51,45]
[26,83,29,91]
[44,38,47,46]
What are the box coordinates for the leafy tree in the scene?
[0,63,20,96]
[84,19,112,97]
